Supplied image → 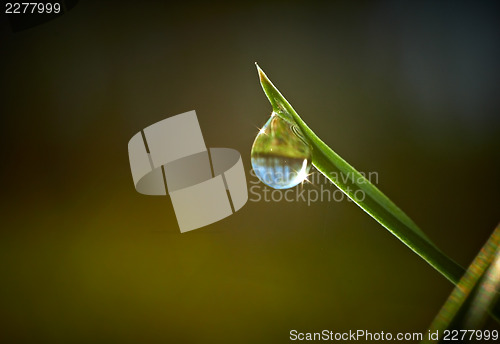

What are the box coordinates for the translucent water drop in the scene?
[251,112,312,189]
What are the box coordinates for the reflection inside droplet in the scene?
[251,113,312,189]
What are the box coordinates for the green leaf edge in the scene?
[422,223,500,343]
[256,63,464,284]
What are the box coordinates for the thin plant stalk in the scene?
[256,64,464,284]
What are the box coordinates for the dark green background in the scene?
[1,1,499,343]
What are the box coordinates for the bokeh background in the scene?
[1,1,499,343]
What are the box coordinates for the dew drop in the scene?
[251,112,312,189]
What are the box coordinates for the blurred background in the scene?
[1,0,499,343]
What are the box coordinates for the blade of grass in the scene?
[422,223,500,343]
[256,63,464,284]
[464,240,500,327]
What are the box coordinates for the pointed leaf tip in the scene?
[254,65,465,285]
[256,64,265,81]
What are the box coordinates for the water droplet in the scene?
[251,112,312,189]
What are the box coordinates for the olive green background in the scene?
[1,1,499,343]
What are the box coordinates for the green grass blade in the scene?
[256,63,464,284]
[422,223,500,343]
